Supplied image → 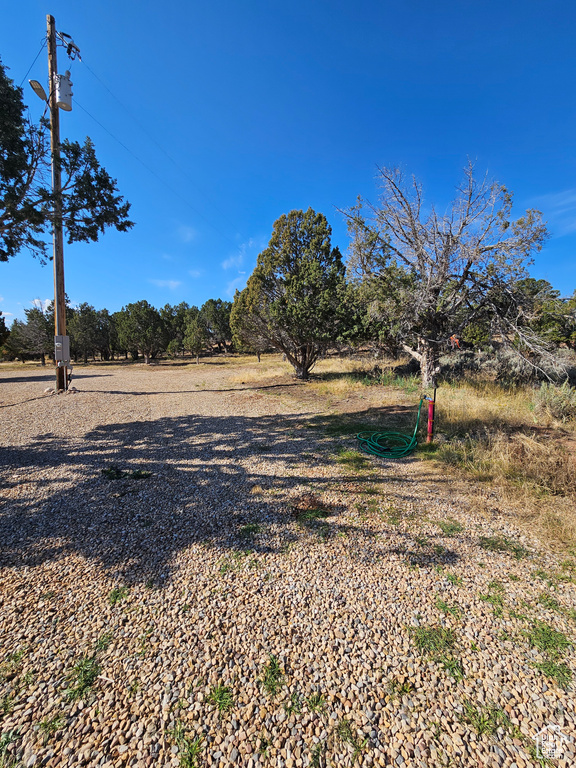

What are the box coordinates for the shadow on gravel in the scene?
[0,407,460,583]
[0,373,112,384]
[79,382,305,396]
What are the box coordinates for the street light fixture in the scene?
[28,79,48,102]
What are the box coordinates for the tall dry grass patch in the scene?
[431,380,576,549]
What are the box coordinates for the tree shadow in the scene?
[0,406,465,585]
[79,382,305,396]
[0,373,112,384]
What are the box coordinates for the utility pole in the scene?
[47,14,67,391]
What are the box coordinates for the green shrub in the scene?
[533,381,576,422]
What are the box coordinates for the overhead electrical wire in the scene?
[79,58,243,252]
[81,60,180,169]
[74,98,225,235]
[19,38,47,86]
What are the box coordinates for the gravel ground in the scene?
[0,362,575,768]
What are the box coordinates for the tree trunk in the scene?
[256,351,261,363]
[419,339,439,388]
[40,353,46,366]
[196,354,199,364]
[144,353,150,364]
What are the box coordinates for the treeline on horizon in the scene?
[0,298,233,366]
[1,270,575,378]
[2,166,576,388]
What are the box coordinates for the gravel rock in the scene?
[0,363,574,767]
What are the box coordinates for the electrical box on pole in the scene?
[55,70,73,111]
[54,335,70,365]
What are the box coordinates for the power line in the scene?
[19,38,47,86]
[79,58,242,243]
[74,98,241,249]
[81,60,180,168]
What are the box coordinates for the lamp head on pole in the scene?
[29,79,48,102]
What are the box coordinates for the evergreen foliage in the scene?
[231,208,346,379]
[0,57,133,262]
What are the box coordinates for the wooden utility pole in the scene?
[47,14,67,391]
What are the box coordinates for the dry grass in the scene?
[434,380,533,436]
[428,380,576,549]
[226,354,293,384]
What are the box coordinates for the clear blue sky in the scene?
[2,0,575,322]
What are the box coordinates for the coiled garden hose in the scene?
[356,398,425,458]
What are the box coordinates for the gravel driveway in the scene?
[0,362,574,767]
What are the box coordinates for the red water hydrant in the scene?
[425,389,437,443]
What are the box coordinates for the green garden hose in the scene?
[356,398,425,458]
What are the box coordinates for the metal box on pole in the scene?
[54,335,70,364]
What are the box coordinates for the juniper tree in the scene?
[231,208,346,379]
[116,300,163,364]
[0,57,133,262]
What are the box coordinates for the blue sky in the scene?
[1,0,576,322]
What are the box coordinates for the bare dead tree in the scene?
[343,162,550,386]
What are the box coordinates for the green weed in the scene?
[525,739,555,767]
[65,656,101,701]
[0,695,14,717]
[206,684,234,715]
[410,626,457,655]
[0,729,19,768]
[284,691,303,716]
[101,466,152,480]
[131,469,152,479]
[446,573,462,586]
[335,718,369,765]
[479,535,528,560]
[260,655,285,697]
[480,580,505,610]
[334,448,370,472]
[410,625,463,679]
[108,587,129,606]
[309,740,327,768]
[138,628,153,656]
[386,678,413,699]
[256,733,270,758]
[436,519,464,536]
[239,523,261,538]
[307,692,326,712]
[435,597,461,618]
[169,722,204,768]
[297,509,331,524]
[440,656,464,681]
[524,622,571,658]
[218,550,249,575]
[0,650,26,682]
[39,714,65,745]
[461,700,510,736]
[538,593,561,612]
[94,633,113,653]
[533,660,572,690]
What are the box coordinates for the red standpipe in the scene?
[426,389,437,443]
